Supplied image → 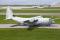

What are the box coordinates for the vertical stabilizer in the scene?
[6,6,13,19]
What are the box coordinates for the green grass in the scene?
[45,7,60,9]
[0,9,6,13]
[0,28,59,40]
[13,9,60,13]
[43,7,60,9]
[0,9,60,13]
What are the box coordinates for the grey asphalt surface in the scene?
[0,13,60,16]
[14,13,60,16]
[0,24,60,29]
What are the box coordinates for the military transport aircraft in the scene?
[6,6,56,30]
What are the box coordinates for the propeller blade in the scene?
[52,19,55,21]
[54,18,60,19]
[52,21,55,24]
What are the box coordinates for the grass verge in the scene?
[0,28,59,40]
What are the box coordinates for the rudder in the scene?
[6,6,13,19]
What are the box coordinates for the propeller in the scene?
[51,16,60,24]
[51,16,60,20]
[54,18,60,20]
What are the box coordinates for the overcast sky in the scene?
[0,0,60,5]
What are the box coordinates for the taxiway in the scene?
[0,24,60,29]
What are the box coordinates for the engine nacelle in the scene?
[36,18,53,26]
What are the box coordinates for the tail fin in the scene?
[6,6,13,19]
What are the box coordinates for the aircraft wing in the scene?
[27,19,38,30]
[35,16,43,18]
